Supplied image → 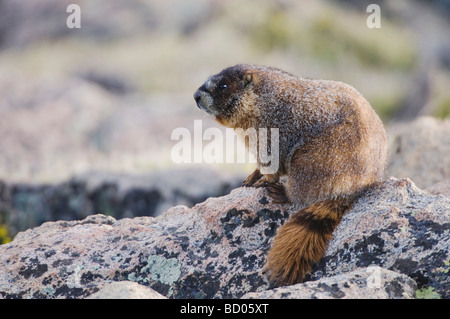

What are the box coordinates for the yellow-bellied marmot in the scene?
[194,64,387,286]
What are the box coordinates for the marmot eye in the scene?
[219,84,228,89]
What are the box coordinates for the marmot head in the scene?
[194,64,258,128]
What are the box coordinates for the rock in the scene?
[87,281,166,299]
[0,187,286,299]
[426,179,450,197]
[387,116,450,189]
[242,267,417,299]
[0,177,448,299]
[308,178,450,299]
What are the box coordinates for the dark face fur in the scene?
[194,65,253,120]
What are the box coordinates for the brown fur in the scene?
[194,64,388,286]
[266,196,353,285]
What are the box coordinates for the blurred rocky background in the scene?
[0,0,449,243]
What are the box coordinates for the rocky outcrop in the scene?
[0,177,448,299]
[426,179,450,197]
[387,116,450,189]
[308,179,449,297]
[242,268,417,299]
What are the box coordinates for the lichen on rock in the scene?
[0,177,448,299]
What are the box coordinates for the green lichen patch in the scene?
[415,286,441,299]
[143,255,182,285]
[128,254,182,288]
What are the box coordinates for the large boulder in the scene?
[0,177,448,299]
[242,267,417,299]
[387,116,450,189]
[308,178,450,298]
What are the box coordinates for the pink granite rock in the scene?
[0,177,448,299]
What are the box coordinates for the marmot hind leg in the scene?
[266,182,290,204]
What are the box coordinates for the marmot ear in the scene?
[244,73,257,87]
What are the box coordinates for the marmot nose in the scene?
[193,89,202,104]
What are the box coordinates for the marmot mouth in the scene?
[197,101,214,115]
[194,89,215,115]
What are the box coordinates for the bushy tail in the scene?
[265,196,355,286]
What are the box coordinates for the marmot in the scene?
[194,64,387,286]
